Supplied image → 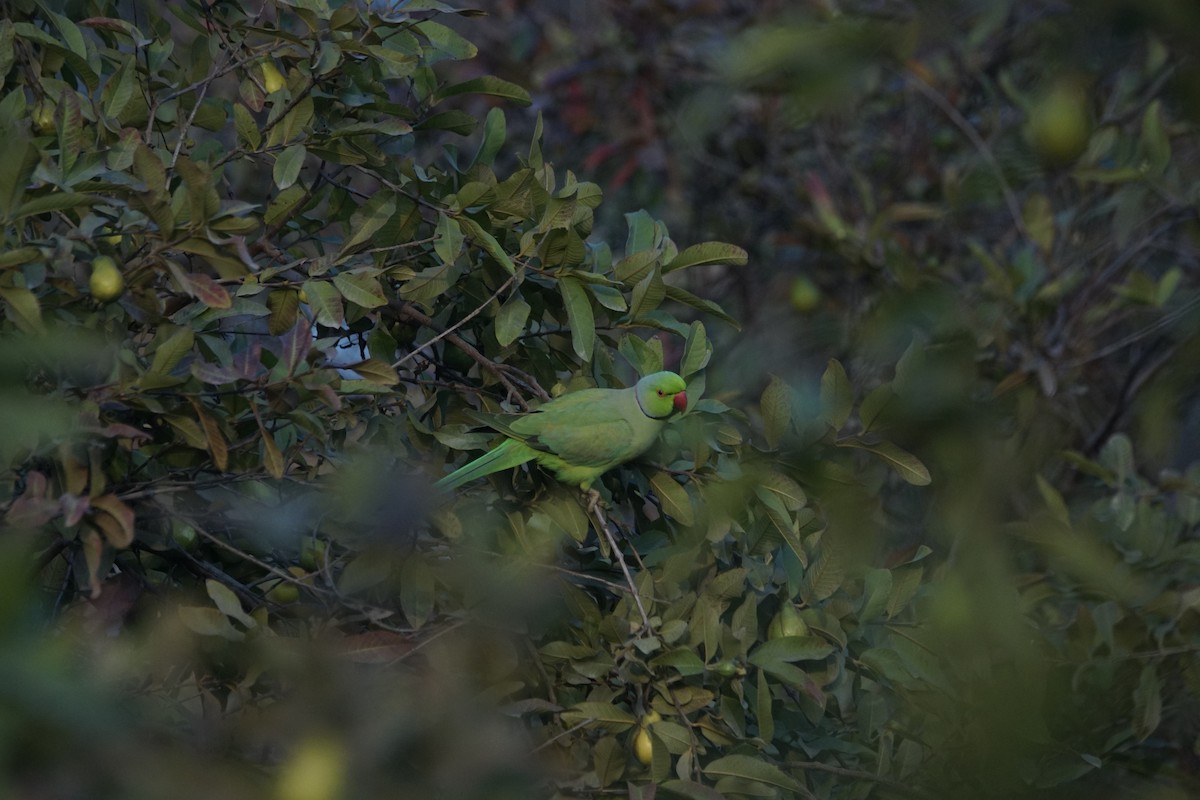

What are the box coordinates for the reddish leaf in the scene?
[335,631,415,664]
[279,319,311,375]
[185,273,233,309]
[81,527,104,599]
[189,399,229,472]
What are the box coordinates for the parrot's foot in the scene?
[584,488,603,519]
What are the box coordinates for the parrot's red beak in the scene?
[673,391,688,412]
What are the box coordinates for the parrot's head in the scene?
[636,371,688,419]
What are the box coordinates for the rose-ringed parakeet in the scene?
[434,371,688,492]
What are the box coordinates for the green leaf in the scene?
[144,326,195,384]
[703,755,801,793]
[1139,100,1170,175]
[659,780,728,800]
[337,553,392,595]
[400,555,435,629]
[434,211,465,265]
[664,242,748,273]
[650,471,693,526]
[859,384,894,432]
[457,215,515,274]
[629,272,665,320]
[178,606,244,641]
[547,494,592,544]
[341,193,398,255]
[415,110,476,135]
[560,702,636,730]
[749,636,834,665]
[559,276,594,362]
[265,184,307,227]
[756,672,774,743]
[349,358,399,385]
[273,143,306,189]
[618,335,663,376]
[887,565,924,619]
[614,250,659,284]
[437,75,531,106]
[474,107,506,167]
[760,375,792,449]
[592,736,624,788]
[757,471,806,511]
[415,19,478,62]
[649,647,706,676]
[1036,474,1070,527]
[234,103,262,149]
[494,293,530,347]
[859,567,893,623]
[801,545,845,603]
[334,272,388,309]
[0,287,45,334]
[1132,663,1162,742]
[625,209,658,255]
[303,279,344,326]
[681,321,711,378]
[103,56,137,121]
[840,437,931,486]
[819,359,852,431]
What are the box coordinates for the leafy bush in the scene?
[2,2,1199,799]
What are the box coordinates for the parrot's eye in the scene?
[657,390,664,396]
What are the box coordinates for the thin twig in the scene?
[393,271,518,370]
[590,501,653,633]
[903,68,1027,239]
[786,761,929,798]
[529,719,593,754]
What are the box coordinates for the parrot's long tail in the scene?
[434,438,537,491]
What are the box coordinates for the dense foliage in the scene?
[1,1,1198,799]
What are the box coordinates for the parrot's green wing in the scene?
[436,374,683,492]
[469,393,643,469]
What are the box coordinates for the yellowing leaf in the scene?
[650,471,694,526]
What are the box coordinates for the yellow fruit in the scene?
[1026,77,1092,166]
[634,726,653,766]
[266,581,300,604]
[276,736,346,800]
[262,62,286,93]
[644,710,662,725]
[266,569,306,604]
[298,287,309,304]
[88,255,125,302]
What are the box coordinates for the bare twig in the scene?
[590,500,653,633]
[786,760,929,798]
[393,271,519,370]
[903,68,1027,240]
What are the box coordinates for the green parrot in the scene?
[434,371,688,492]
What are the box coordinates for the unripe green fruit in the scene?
[1027,78,1092,166]
[33,103,55,133]
[789,276,821,313]
[713,659,738,677]
[769,603,809,639]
